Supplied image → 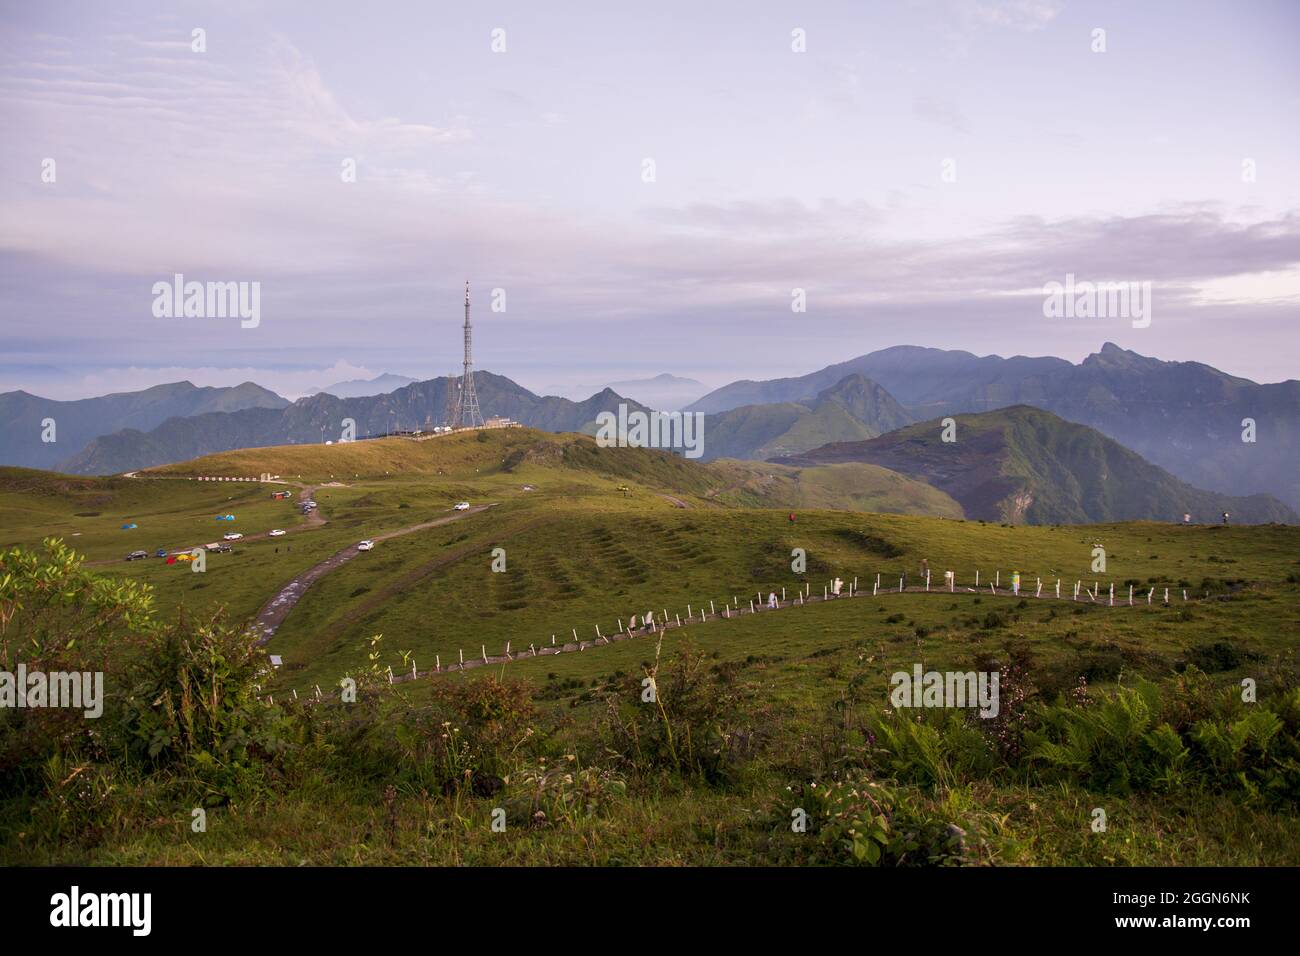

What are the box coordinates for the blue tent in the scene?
[121,523,137,529]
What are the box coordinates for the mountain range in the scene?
[0,381,288,472]
[56,372,650,474]
[689,343,1300,509]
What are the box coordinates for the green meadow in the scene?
[2,428,1298,866]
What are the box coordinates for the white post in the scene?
[1128,585,1133,606]
[481,645,487,662]
[781,588,785,602]
[990,582,996,595]
[873,581,878,596]
[975,570,980,587]
[412,661,418,678]
[573,628,578,642]
[687,605,692,619]
[530,643,536,656]
[436,655,441,672]
[710,600,716,615]
[950,573,955,593]
[459,648,464,665]
[551,634,556,645]
[925,570,930,591]
[748,601,754,614]
[725,605,730,618]
[1164,587,1169,604]
[315,685,322,699]
[293,688,298,700]
[1148,588,1153,605]
[1182,589,1187,602]
[1036,578,1042,597]
[875,574,880,590]
[618,619,624,633]
[1109,584,1114,606]
[898,578,903,593]
[676,613,682,626]
[996,570,1000,588]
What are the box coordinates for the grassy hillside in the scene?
[781,406,1298,525]
[3,428,1300,868]
[706,459,965,516]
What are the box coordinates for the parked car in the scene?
[155,548,168,558]
[125,550,148,561]
[453,501,470,511]
[223,532,243,540]
[357,540,374,552]
[269,529,286,537]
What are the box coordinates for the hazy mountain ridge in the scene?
[776,406,1297,526]
[0,381,289,472]
[691,344,1300,508]
[306,373,418,398]
[59,372,651,474]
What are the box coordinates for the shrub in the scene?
[118,612,289,805]
[804,776,983,866]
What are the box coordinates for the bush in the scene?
[118,612,290,805]
[804,776,985,866]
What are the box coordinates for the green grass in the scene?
[3,430,1299,867]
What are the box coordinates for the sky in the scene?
[2,0,1299,401]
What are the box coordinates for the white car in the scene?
[269,529,286,537]
[223,532,243,540]
[453,501,470,511]
[357,540,374,552]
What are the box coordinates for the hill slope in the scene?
[702,374,914,461]
[777,405,1298,525]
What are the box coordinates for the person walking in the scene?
[1222,511,1230,526]
[1011,570,1021,596]
[767,591,778,609]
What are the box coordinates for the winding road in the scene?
[251,502,496,646]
